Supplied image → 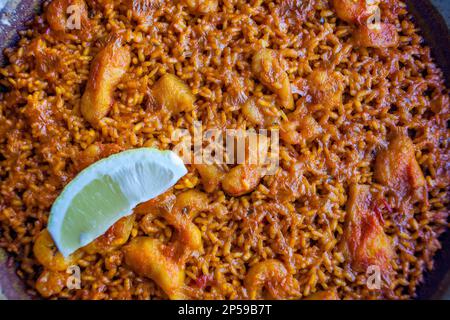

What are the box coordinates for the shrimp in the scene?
[151,74,195,116]
[45,0,91,39]
[252,49,294,110]
[307,69,344,108]
[194,164,225,193]
[181,0,218,14]
[331,0,379,25]
[35,270,68,298]
[280,115,322,145]
[353,23,399,48]
[304,290,340,300]
[339,184,394,274]
[123,237,186,299]
[80,39,131,126]
[33,229,81,271]
[374,135,426,199]
[241,98,278,127]
[222,164,262,197]
[123,191,204,299]
[244,259,299,299]
[83,215,135,254]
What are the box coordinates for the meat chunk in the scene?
[340,184,393,273]
[353,23,399,48]
[252,49,294,110]
[331,0,379,25]
[307,69,344,108]
[81,39,131,126]
[374,135,426,198]
[152,74,195,115]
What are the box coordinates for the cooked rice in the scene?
[0,0,449,300]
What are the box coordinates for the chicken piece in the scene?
[340,184,393,273]
[45,0,91,37]
[244,259,299,300]
[81,39,131,126]
[83,215,135,254]
[280,115,322,145]
[252,49,294,110]
[194,164,225,193]
[331,0,379,25]
[180,0,218,14]
[123,237,186,299]
[353,23,399,48]
[33,229,81,271]
[35,270,68,298]
[152,74,195,115]
[241,98,278,127]
[307,69,344,108]
[374,135,426,198]
[304,290,340,300]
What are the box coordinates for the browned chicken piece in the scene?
[340,184,394,273]
[35,270,68,298]
[331,0,379,25]
[244,259,299,299]
[353,23,399,48]
[280,115,322,145]
[307,69,344,108]
[252,49,294,110]
[304,290,340,300]
[152,74,195,115]
[374,135,426,198]
[74,143,123,171]
[194,164,225,193]
[81,40,131,126]
[180,0,218,14]
[45,0,90,35]
[241,98,278,127]
[83,215,135,254]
